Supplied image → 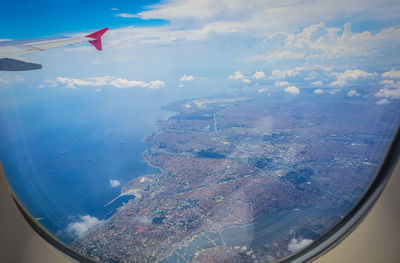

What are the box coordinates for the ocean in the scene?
[0,85,171,242]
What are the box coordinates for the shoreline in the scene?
[141,150,164,176]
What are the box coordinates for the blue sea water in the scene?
[0,85,174,242]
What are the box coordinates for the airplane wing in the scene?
[0,28,108,71]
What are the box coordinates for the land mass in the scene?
[73,94,394,262]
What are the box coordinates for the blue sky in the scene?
[1,0,400,103]
[0,0,165,39]
[0,0,398,39]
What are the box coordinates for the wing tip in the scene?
[85,28,109,51]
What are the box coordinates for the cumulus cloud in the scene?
[347,89,361,97]
[109,79,165,89]
[257,88,268,93]
[46,76,165,90]
[381,69,400,79]
[52,76,111,89]
[380,79,400,88]
[311,80,323,86]
[249,23,400,61]
[288,238,313,253]
[274,81,289,87]
[229,71,250,83]
[380,79,394,86]
[66,215,105,238]
[329,69,377,87]
[252,71,266,79]
[314,89,324,94]
[270,69,300,79]
[180,74,195,81]
[329,88,341,95]
[178,84,184,88]
[375,87,400,99]
[64,0,400,60]
[375,79,400,101]
[375,77,400,100]
[109,179,121,187]
[284,85,300,94]
[376,98,389,105]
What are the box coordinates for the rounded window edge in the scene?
[1,125,399,263]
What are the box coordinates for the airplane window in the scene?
[1,1,400,262]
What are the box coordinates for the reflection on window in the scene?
[0,0,400,262]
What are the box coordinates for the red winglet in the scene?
[85,28,109,51]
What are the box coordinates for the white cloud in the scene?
[305,71,319,80]
[249,23,400,61]
[382,69,400,79]
[314,89,324,94]
[311,81,323,86]
[252,71,266,79]
[329,88,341,95]
[229,71,245,80]
[257,88,268,93]
[374,79,400,100]
[0,77,8,84]
[80,0,394,53]
[274,81,289,87]
[115,13,138,18]
[229,71,250,83]
[329,69,377,87]
[380,79,400,88]
[110,79,165,89]
[180,74,195,81]
[347,89,361,97]
[111,8,119,11]
[288,238,313,253]
[284,85,300,94]
[376,98,389,105]
[270,69,300,79]
[248,51,305,61]
[53,76,111,89]
[47,76,165,90]
[178,84,184,88]
[375,87,400,99]
[109,179,121,187]
[133,216,151,225]
[66,215,105,238]
[134,0,399,33]
[380,79,394,86]
[102,21,246,47]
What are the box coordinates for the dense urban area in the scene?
[73,94,391,262]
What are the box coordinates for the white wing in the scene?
[0,28,108,71]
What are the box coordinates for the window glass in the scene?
[0,1,399,262]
